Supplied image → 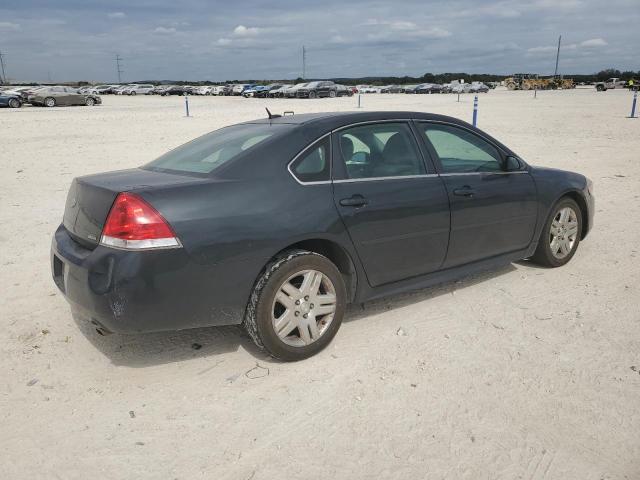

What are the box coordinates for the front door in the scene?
[416,122,538,268]
[332,121,450,287]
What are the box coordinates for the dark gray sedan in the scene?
[51,111,594,361]
[30,86,101,107]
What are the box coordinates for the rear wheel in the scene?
[531,198,582,267]
[85,97,95,106]
[8,98,21,108]
[596,85,605,92]
[243,250,346,361]
[44,97,56,107]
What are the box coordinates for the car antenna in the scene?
[265,107,281,120]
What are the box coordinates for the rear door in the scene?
[332,121,450,287]
[416,122,538,268]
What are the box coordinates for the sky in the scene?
[0,0,638,83]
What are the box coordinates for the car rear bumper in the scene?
[51,224,250,334]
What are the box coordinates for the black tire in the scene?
[44,97,56,107]
[8,98,21,108]
[596,85,604,92]
[85,97,95,106]
[308,91,317,99]
[243,250,347,361]
[530,197,582,268]
[329,90,336,98]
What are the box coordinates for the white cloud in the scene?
[107,12,126,19]
[330,35,346,44]
[154,26,177,35]
[217,38,232,45]
[233,25,260,37]
[389,21,417,31]
[0,21,21,31]
[580,38,607,47]
[409,27,452,39]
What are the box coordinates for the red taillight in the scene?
[100,193,181,250]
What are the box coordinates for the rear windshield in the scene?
[144,123,288,174]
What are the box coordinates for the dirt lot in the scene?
[1,88,639,480]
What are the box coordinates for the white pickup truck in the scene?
[595,78,627,91]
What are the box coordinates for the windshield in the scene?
[144,123,289,174]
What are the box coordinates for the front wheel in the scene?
[243,250,346,361]
[85,97,95,106]
[44,97,56,107]
[531,198,582,267]
[329,90,336,98]
[308,91,317,99]
[8,98,21,108]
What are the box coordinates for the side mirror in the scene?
[505,155,524,172]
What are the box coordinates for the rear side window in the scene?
[336,122,425,179]
[145,124,288,174]
[290,139,330,183]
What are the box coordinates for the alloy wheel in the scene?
[549,206,579,259]
[271,269,337,347]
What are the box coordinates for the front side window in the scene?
[336,122,425,179]
[420,124,502,173]
[145,124,288,174]
[290,139,330,183]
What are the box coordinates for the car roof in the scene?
[243,111,466,128]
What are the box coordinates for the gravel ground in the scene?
[1,88,639,480]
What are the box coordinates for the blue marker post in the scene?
[472,95,478,127]
[184,93,190,117]
[357,93,361,108]
[629,90,637,119]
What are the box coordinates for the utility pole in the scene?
[554,35,561,77]
[302,45,306,80]
[0,51,7,85]
[115,54,123,83]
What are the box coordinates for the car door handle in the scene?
[339,195,368,207]
[453,186,476,197]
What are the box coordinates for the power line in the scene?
[0,51,7,85]
[115,54,124,83]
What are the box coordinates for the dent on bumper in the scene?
[51,225,254,334]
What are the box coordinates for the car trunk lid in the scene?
[62,168,205,249]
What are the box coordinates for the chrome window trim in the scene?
[333,174,439,184]
[439,171,529,177]
[287,132,333,185]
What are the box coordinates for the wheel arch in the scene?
[273,238,358,302]
[554,190,589,239]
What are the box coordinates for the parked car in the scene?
[29,86,101,107]
[358,85,379,94]
[335,84,354,97]
[403,85,419,93]
[284,83,309,98]
[449,83,471,94]
[211,85,231,96]
[268,84,293,98]
[88,85,118,95]
[243,84,283,98]
[51,111,593,361]
[594,78,627,91]
[469,82,490,93]
[161,85,186,96]
[232,84,256,95]
[194,86,214,95]
[123,84,155,95]
[296,81,338,98]
[0,93,22,108]
[415,83,444,94]
[380,85,404,94]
